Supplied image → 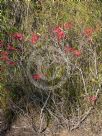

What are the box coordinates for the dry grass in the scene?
[4,105,102,136]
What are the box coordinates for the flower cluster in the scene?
[87,96,97,104]
[7,44,17,51]
[53,26,65,41]
[12,33,24,41]
[1,23,95,82]
[83,28,94,37]
[0,50,16,66]
[0,32,40,67]
[32,74,42,80]
[0,51,9,61]
[31,33,40,44]
[64,46,81,57]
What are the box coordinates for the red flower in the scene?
[64,22,73,30]
[31,33,40,44]
[58,31,65,41]
[64,46,75,53]
[0,56,9,61]
[87,96,97,104]
[0,51,9,61]
[64,46,81,57]
[53,26,65,41]
[53,26,63,33]
[0,51,8,56]
[32,74,42,80]
[73,50,81,57]
[7,61,16,66]
[12,33,23,41]
[91,96,97,101]
[83,28,94,37]
[7,45,17,51]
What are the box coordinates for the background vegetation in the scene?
[0,0,102,136]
